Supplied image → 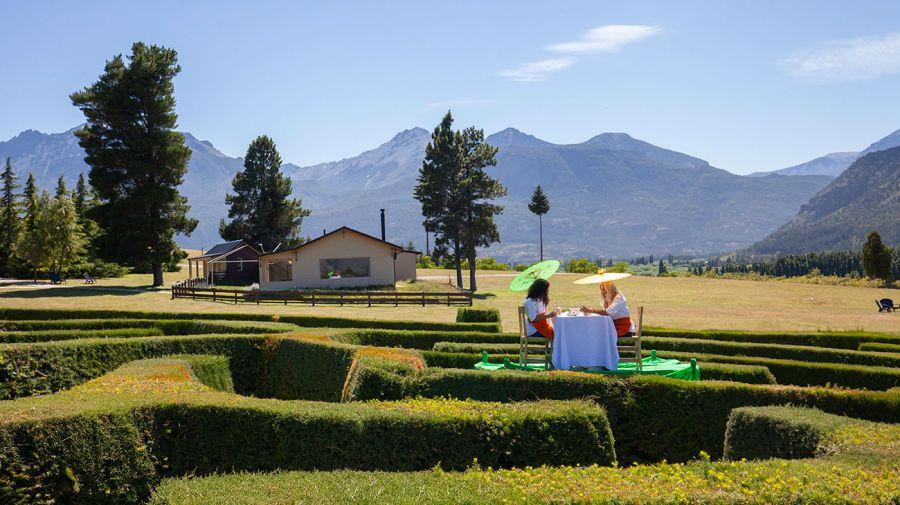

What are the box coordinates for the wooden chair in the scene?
[517,306,552,369]
[617,306,643,371]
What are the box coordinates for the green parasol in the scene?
[509,260,560,292]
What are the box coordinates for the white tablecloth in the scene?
[552,314,619,370]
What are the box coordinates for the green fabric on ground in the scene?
[473,354,699,380]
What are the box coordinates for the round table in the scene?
[552,314,619,370]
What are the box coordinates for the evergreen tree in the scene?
[22,173,36,214]
[0,158,18,273]
[456,126,505,292]
[862,231,891,281]
[15,190,49,281]
[658,259,667,275]
[71,42,197,286]
[528,185,550,261]
[55,176,67,198]
[219,135,310,251]
[415,111,464,288]
[45,192,84,276]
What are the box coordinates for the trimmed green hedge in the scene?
[0,334,359,401]
[337,329,517,350]
[0,307,500,333]
[344,357,900,463]
[0,327,165,343]
[641,336,900,368]
[644,326,900,350]
[650,349,900,391]
[859,341,900,353]
[722,405,896,461]
[176,354,234,392]
[456,307,501,323]
[0,358,615,503]
[421,350,776,385]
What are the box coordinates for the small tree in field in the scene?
[890,246,899,282]
[528,185,550,261]
[15,191,50,281]
[862,231,891,281]
[658,259,667,275]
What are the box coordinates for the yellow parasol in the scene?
[573,269,632,285]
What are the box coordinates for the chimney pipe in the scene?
[380,208,386,241]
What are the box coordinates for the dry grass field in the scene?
[0,267,896,334]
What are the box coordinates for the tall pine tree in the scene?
[55,176,67,198]
[71,42,197,286]
[219,135,310,251]
[415,111,464,287]
[528,185,550,261]
[456,126,505,292]
[15,186,45,282]
[0,158,18,273]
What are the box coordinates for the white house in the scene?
[257,226,418,290]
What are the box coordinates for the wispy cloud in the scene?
[546,25,662,54]
[499,24,660,82]
[425,97,492,109]
[782,32,900,81]
[498,58,575,82]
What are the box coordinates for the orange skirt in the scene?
[613,317,632,337]
[532,318,554,340]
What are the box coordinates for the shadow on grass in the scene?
[472,292,497,300]
[0,285,147,298]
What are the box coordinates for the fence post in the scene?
[367,293,371,307]
[395,292,398,307]
[447,293,450,306]
[234,290,238,304]
[284,292,288,305]
[340,292,344,307]
[421,293,425,306]
[212,288,216,302]
[311,292,316,307]
[468,292,473,306]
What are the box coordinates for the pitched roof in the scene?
[259,226,404,257]
[191,239,258,259]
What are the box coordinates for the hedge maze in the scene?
[0,307,897,503]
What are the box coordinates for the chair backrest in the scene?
[617,306,643,371]
[517,305,551,368]
[880,298,894,307]
[517,306,527,338]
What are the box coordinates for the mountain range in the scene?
[1,125,894,260]
[747,129,900,177]
[750,146,900,255]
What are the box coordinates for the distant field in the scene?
[0,267,896,334]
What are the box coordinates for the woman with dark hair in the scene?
[524,278,559,339]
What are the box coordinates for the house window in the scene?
[320,258,370,279]
[268,260,292,282]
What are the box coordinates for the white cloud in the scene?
[498,58,575,82]
[547,24,662,54]
[782,32,900,81]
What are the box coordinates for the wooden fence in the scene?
[171,282,472,306]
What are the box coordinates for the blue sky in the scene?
[2,0,899,173]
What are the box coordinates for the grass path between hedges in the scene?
[1,268,897,334]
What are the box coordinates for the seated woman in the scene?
[581,281,634,338]
[523,278,559,339]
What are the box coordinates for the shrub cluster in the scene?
[337,329,516,350]
[456,307,501,323]
[859,341,900,353]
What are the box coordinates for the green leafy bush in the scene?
[0,327,164,343]
[644,327,900,350]
[337,329,516,350]
[565,258,598,273]
[641,336,900,368]
[0,308,500,333]
[474,257,510,270]
[722,405,897,461]
[455,307,501,323]
[859,342,900,353]
[650,349,900,390]
[175,354,234,392]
